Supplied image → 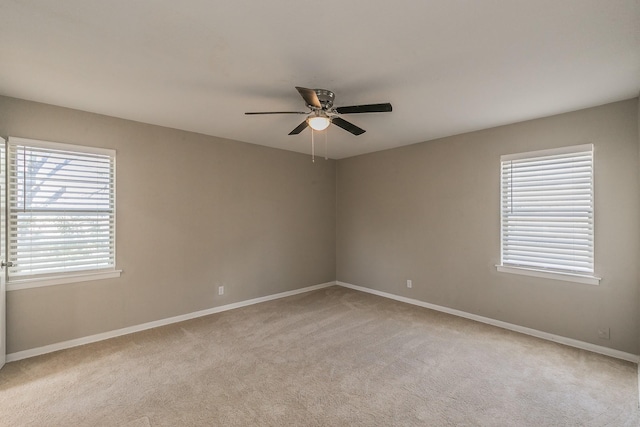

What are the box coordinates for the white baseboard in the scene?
[6,281,336,363]
[8,280,639,365]
[337,281,640,364]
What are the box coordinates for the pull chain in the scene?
[311,129,315,163]
[324,130,328,160]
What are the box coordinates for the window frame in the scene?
[496,144,600,285]
[5,137,121,291]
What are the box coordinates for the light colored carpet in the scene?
[0,286,638,426]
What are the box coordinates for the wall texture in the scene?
[0,95,336,354]
[1,95,638,357]
[337,98,640,354]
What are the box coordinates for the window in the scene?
[6,137,120,289]
[497,144,600,285]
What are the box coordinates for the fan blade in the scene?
[245,111,307,115]
[332,117,366,135]
[295,87,322,109]
[288,120,309,135]
[335,103,392,114]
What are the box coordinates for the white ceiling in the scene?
[1,1,638,159]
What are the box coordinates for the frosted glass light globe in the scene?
[308,116,330,131]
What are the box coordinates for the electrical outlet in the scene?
[597,328,610,340]
[218,286,224,296]
[406,280,412,289]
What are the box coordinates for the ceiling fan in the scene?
[245,86,392,136]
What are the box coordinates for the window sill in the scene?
[496,265,600,286]
[7,270,122,291]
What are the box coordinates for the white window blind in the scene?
[500,144,594,278]
[7,137,115,281]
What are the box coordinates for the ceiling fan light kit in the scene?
[246,87,392,161]
[308,114,330,131]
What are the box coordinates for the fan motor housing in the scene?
[314,89,335,109]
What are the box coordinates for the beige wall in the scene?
[0,95,336,354]
[2,94,638,357]
[337,98,640,354]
